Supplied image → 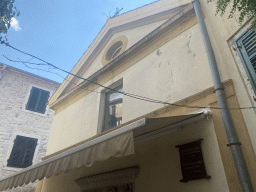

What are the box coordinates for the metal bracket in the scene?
[213,87,225,93]
[227,142,242,147]
[203,110,211,120]
[236,43,242,49]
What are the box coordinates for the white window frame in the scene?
[22,84,54,117]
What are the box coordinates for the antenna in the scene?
[113,7,123,17]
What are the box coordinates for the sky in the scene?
[0,0,156,83]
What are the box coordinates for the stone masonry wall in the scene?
[0,66,59,192]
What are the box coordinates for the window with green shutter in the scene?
[26,87,50,114]
[235,28,256,93]
[7,135,38,168]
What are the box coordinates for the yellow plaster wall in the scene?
[135,119,229,192]
[209,95,256,192]
[41,118,229,192]
[42,80,256,192]
[46,22,214,155]
[122,23,212,122]
[46,91,99,155]
[151,82,256,192]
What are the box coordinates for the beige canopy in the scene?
[0,112,208,191]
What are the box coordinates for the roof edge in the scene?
[0,63,61,85]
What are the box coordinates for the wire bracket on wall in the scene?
[227,142,242,147]
[203,110,211,120]
[213,87,225,93]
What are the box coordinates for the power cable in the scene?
[2,41,256,110]
[8,56,101,94]
[2,5,190,100]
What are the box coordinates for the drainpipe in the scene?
[192,0,253,191]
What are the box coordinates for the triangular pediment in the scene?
[49,0,192,107]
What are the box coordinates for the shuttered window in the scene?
[7,136,38,168]
[235,28,256,93]
[26,87,50,114]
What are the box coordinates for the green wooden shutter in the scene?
[26,87,50,114]
[235,29,256,93]
[37,90,50,114]
[21,138,38,168]
[7,136,26,168]
[7,136,38,168]
[26,87,40,111]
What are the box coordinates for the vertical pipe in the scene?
[192,0,253,191]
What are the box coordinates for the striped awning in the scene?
[0,112,208,191]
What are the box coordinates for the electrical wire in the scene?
[5,56,101,94]
[2,41,256,110]
[2,5,189,101]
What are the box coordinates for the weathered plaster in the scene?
[77,19,168,84]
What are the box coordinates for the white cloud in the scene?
[10,17,21,31]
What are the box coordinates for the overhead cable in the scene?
[2,42,256,110]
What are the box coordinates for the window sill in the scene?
[21,107,49,117]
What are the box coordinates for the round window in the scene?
[102,36,128,66]
[105,41,123,61]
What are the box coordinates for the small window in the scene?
[103,86,123,131]
[235,28,256,93]
[26,87,50,114]
[105,41,123,61]
[7,135,38,168]
[101,36,128,66]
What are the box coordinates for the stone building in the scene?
[0,63,60,191]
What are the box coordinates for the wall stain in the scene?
[186,34,192,54]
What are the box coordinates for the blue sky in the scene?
[1,0,156,83]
